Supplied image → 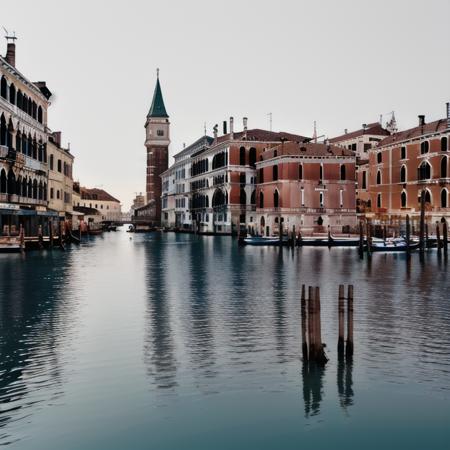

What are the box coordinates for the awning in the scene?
[0,208,59,217]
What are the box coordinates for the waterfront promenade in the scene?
[0,231,449,449]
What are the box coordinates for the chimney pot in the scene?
[223,121,227,135]
[229,117,234,140]
[418,115,426,127]
[5,43,16,67]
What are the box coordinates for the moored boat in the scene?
[370,237,419,252]
[0,237,22,253]
[242,236,284,246]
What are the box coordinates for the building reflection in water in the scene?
[0,252,73,445]
[272,248,288,361]
[143,237,177,389]
[186,237,216,378]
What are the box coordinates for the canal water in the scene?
[0,231,449,449]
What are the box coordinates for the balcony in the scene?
[0,96,46,132]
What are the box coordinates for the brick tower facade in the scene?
[144,71,170,225]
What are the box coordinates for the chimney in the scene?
[223,121,227,135]
[344,128,348,134]
[52,131,62,147]
[243,117,248,140]
[229,117,234,140]
[362,124,367,132]
[418,115,426,127]
[213,124,218,143]
[5,42,16,67]
[446,102,450,130]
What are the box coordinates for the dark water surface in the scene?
[1,231,449,449]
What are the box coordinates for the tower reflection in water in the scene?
[143,237,177,389]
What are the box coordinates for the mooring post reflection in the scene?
[301,360,326,417]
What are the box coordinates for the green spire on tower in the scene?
[147,68,169,118]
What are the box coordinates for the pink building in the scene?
[255,141,356,235]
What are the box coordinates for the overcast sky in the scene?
[3,0,450,208]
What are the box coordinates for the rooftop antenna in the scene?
[267,112,272,131]
[156,67,159,78]
[2,28,17,43]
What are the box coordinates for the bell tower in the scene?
[145,69,170,225]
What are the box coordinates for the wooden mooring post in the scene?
[419,190,425,254]
[358,221,364,259]
[19,224,25,253]
[406,214,411,258]
[48,219,53,249]
[301,285,328,365]
[443,219,448,258]
[346,285,354,360]
[301,285,308,361]
[436,221,442,256]
[38,225,43,249]
[338,285,345,356]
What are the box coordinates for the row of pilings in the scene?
[300,284,354,365]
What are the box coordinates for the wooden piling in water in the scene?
[48,219,53,248]
[301,284,308,361]
[308,286,316,361]
[292,225,296,248]
[406,214,411,258]
[419,190,425,254]
[38,225,43,249]
[346,285,354,360]
[436,221,442,255]
[358,221,364,258]
[366,220,372,256]
[338,284,345,355]
[19,224,25,252]
[443,219,448,257]
[315,287,328,365]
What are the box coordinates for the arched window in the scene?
[418,161,431,180]
[27,97,33,116]
[376,170,381,185]
[22,94,28,112]
[273,165,278,181]
[7,170,15,195]
[240,188,246,205]
[274,150,277,157]
[401,191,407,208]
[250,190,256,205]
[27,179,32,198]
[0,76,7,99]
[16,131,21,152]
[401,146,406,159]
[22,177,27,197]
[32,102,37,120]
[43,182,47,201]
[32,138,37,159]
[441,156,448,178]
[377,193,382,208]
[421,141,429,154]
[17,90,23,109]
[400,165,406,183]
[298,164,303,180]
[16,176,21,196]
[0,169,7,193]
[424,190,431,204]
[9,83,16,105]
[32,179,38,199]
[340,164,346,181]
[274,189,279,208]
[249,147,256,168]
[319,164,323,182]
[442,137,448,152]
[0,114,6,146]
[377,152,382,164]
[259,168,264,183]
[239,147,246,166]
[38,181,43,200]
[49,154,54,170]
[441,189,448,208]
[259,191,264,208]
[37,106,43,124]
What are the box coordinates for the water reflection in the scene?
[0,252,73,446]
[143,237,177,389]
[337,353,354,412]
[301,361,326,417]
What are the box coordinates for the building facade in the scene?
[366,107,450,222]
[144,72,170,226]
[0,40,56,236]
[73,185,122,222]
[256,141,356,235]
[47,131,74,217]
[161,118,308,234]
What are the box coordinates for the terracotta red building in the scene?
[366,107,450,223]
[256,141,356,235]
